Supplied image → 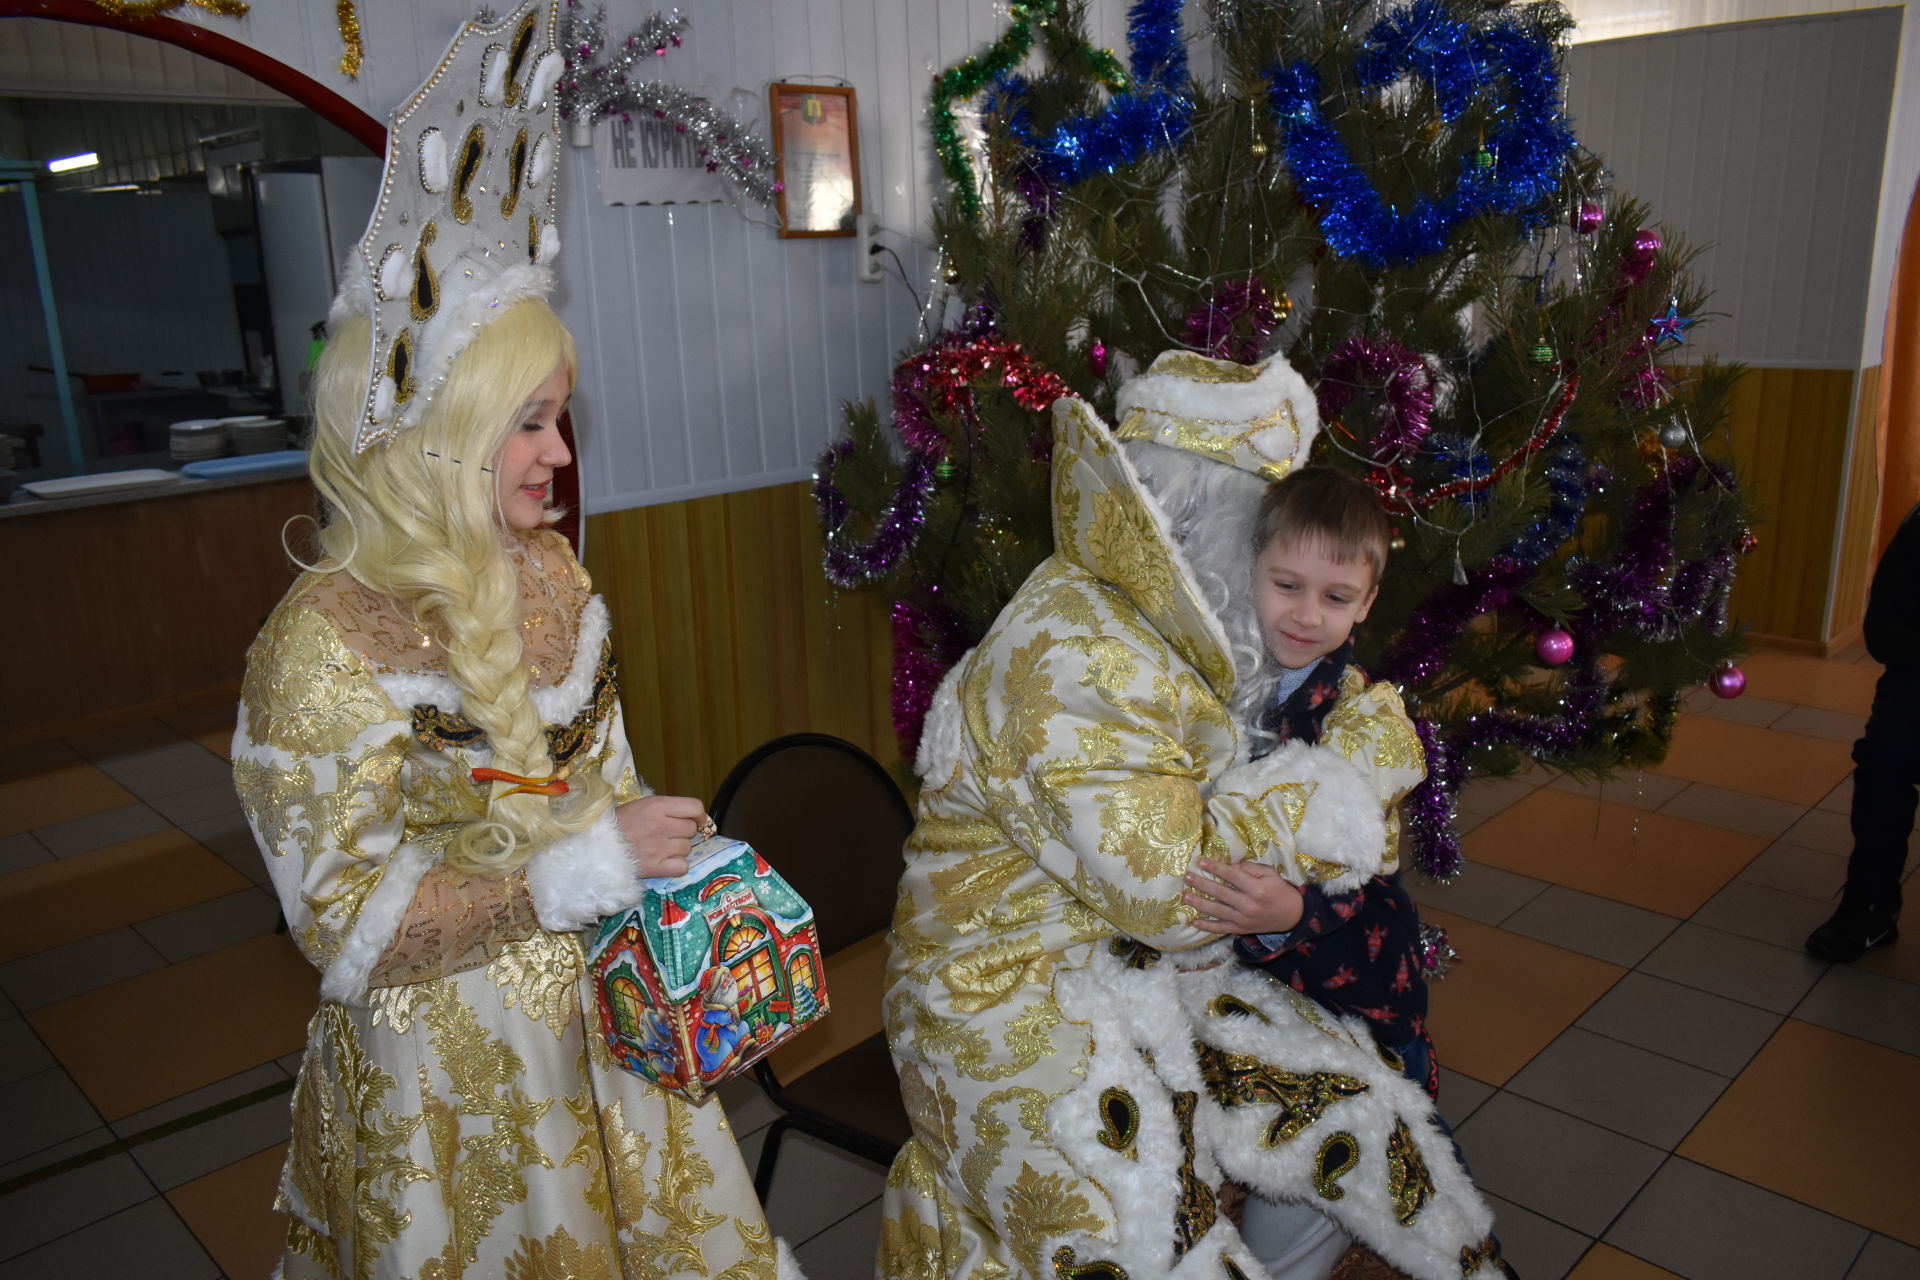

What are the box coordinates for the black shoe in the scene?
[1805,901,1900,963]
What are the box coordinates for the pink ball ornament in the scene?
[1574,200,1604,234]
[1088,337,1110,378]
[1535,628,1575,666]
[1709,665,1747,699]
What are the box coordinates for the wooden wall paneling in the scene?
[582,480,895,806]
[1724,366,1854,641]
[0,478,310,739]
[1829,363,1885,642]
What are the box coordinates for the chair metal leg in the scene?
[753,1114,791,1204]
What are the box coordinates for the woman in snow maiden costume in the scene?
[880,351,1503,1280]
[232,5,797,1276]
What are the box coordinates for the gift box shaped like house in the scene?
[587,837,827,1103]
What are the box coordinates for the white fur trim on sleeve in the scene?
[1215,740,1387,892]
[913,653,973,785]
[530,595,609,723]
[524,806,644,931]
[776,1238,807,1279]
[319,840,436,1004]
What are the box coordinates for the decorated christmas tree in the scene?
[814,0,1755,878]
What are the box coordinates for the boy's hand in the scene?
[1183,858,1305,935]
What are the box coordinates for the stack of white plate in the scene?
[224,416,289,455]
[170,418,228,463]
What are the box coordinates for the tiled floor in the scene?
[1,642,1916,1278]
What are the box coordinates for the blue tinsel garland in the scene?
[1004,0,1192,187]
[1267,0,1575,266]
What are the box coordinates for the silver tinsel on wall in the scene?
[558,2,782,210]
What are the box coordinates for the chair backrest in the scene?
[709,733,913,956]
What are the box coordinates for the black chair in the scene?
[708,732,916,1200]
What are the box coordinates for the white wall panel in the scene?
[1564,8,1900,365]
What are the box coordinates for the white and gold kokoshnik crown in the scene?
[1113,349,1323,481]
[330,0,567,454]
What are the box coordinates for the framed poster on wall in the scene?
[769,83,861,237]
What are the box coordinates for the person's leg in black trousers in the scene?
[1806,665,1920,961]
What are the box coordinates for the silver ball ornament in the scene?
[1658,421,1691,449]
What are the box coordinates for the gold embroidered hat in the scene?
[329,0,567,454]
[1112,349,1323,481]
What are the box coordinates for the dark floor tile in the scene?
[1453,1093,1665,1236]
[133,889,282,963]
[0,1019,54,1087]
[0,1197,218,1279]
[1850,1233,1920,1279]
[1480,1192,1592,1279]
[0,835,51,875]
[0,1153,152,1260]
[1503,1027,1728,1150]
[0,928,167,1012]
[32,804,170,859]
[147,784,245,829]
[0,1070,103,1168]
[1408,864,1548,927]
[1576,972,1783,1077]
[1501,887,1680,968]
[1691,881,1837,952]
[1793,966,1920,1058]
[1606,1157,1867,1280]
[1638,923,1828,1014]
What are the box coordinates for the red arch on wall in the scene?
[0,0,385,152]
[1,0,586,547]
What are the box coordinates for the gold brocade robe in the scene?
[233,542,784,1280]
[879,400,1495,1280]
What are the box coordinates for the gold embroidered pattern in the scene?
[937,933,1055,1015]
[1314,1131,1359,1201]
[1094,1087,1139,1159]
[1085,486,1177,621]
[929,849,1047,936]
[898,1062,962,1165]
[1461,1237,1503,1277]
[1197,1044,1370,1146]
[621,1097,728,1275]
[409,639,618,764]
[714,1218,778,1280]
[242,603,396,754]
[1004,1163,1109,1276]
[1169,1090,1217,1258]
[1386,1117,1435,1227]
[1052,1246,1130,1279]
[502,1223,616,1279]
[488,929,585,1039]
[421,991,555,1262]
[232,756,314,859]
[1205,993,1271,1023]
[1095,772,1203,882]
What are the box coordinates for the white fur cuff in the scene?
[320,841,435,1003]
[525,808,645,930]
[1215,741,1387,891]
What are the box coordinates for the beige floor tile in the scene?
[166,1143,287,1280]
[0,763,135,839]
[1420,908,1624,1086]
[1680,687,1794,729]
[1466,788,1766,918]
[1739,651,1878,716]
[29,934,316,1120]
[1549,770,1692,812]
[1657,782,1806,840]
[1650,716,1854,807]
[1567,1242,1684,1280]
[1677,1019,1920,1247]
[0,829,249,963]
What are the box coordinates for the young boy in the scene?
[1182,464,1438,1096]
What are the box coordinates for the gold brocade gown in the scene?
[233,531,789,1280]
[878,396,1498,1280]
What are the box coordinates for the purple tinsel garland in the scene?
[1182,278,1283,364]
[815,445,935,589]
[891,599,971,757]
[1316,335,1436,462]
[1406,717,1464,879]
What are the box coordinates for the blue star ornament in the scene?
[1648,299,1697,346]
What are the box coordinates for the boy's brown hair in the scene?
[1252,464,1392,586]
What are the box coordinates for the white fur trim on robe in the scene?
[319,840,436,1003]
[1214,740,1388,893]
[914,654,973,786]
[524,807,644,931]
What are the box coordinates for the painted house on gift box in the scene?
[589,839,825,1102]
